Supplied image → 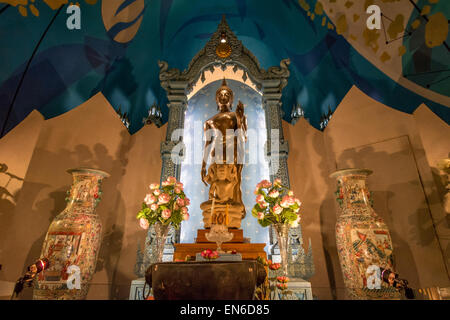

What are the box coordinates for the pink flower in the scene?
[268,190,279,198]
[158,193,171,204]
[280,195,295,208]
[273,178,282,187]
[174,187,182,194]
[181,206,188,215]
[176,197,184,207]
[176,182,184,190]
[256,194,265,203]
[149,183,160,190]
[184,198,190,206]
[258,201,268,209]
[257,180,272,189]
[144,194,156,205]
[139,218,149,230]
[153,189,161,196]
[273,204,283,215]
[150,203,159,211]
[161,209,171,219]
[162,181,170,187]
[167,176,177,184]
[257,211,264,220]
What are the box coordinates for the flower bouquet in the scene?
[252,179,301,227]
[252,178,302,276]
[137,176,190,262]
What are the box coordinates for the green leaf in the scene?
[258,218,272,227]
[283,210,297,222]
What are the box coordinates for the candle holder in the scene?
[205,224,234,253]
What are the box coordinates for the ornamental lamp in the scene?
[290,103,304,125]
[143,102,163,128]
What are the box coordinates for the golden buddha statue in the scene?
[200,79,247,229]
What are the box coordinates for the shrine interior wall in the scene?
[0,110,44,288]
[1,86,449,300]
[283,118,334,300]
[413,105,450,207]
[0,93,133,299]
[321,86,450,297]
[106,123,166,300]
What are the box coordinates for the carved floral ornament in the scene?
[158,16,291,96]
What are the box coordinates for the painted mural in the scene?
[0,0,448,138]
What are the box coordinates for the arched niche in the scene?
[158,15,291,187]
[140,16,294,269]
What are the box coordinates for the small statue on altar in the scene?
[200,79,247,229]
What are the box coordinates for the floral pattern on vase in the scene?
[33,168,109,300]
[330,168,399,300]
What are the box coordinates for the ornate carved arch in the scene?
[158,15,291,97]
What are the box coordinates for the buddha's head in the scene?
[216,78,233,112]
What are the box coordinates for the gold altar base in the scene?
[196,229,243,243]
[173,243,266,261]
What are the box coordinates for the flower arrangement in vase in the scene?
[137,176,190,262]
[252,179,302,276]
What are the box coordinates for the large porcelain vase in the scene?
[33,168,109,300]
[330,169,397,299]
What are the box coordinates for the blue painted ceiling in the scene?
[0,0,448,137]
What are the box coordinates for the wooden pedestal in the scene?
[173,243,266,261]
[173,228,266,261]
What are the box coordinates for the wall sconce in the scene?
[116,106,130,129]
[143,102,163,128]
[290,103,305,125]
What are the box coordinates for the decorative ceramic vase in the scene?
[33,168,109,300]
[273,223,290,276]
[437,159,450,215]
[330,169,398,300]
[152,222,171,262]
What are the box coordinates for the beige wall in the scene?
[323,86,450,296]
[0,93,164,299]
[283,118,335,299]
[0,110,44,272]
[1,85,449,300]
[413,105,450,203]
[100,123,165,300]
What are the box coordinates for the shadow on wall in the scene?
[17,131,131,299]
[0,163,23,221]
[316,133,342,300]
